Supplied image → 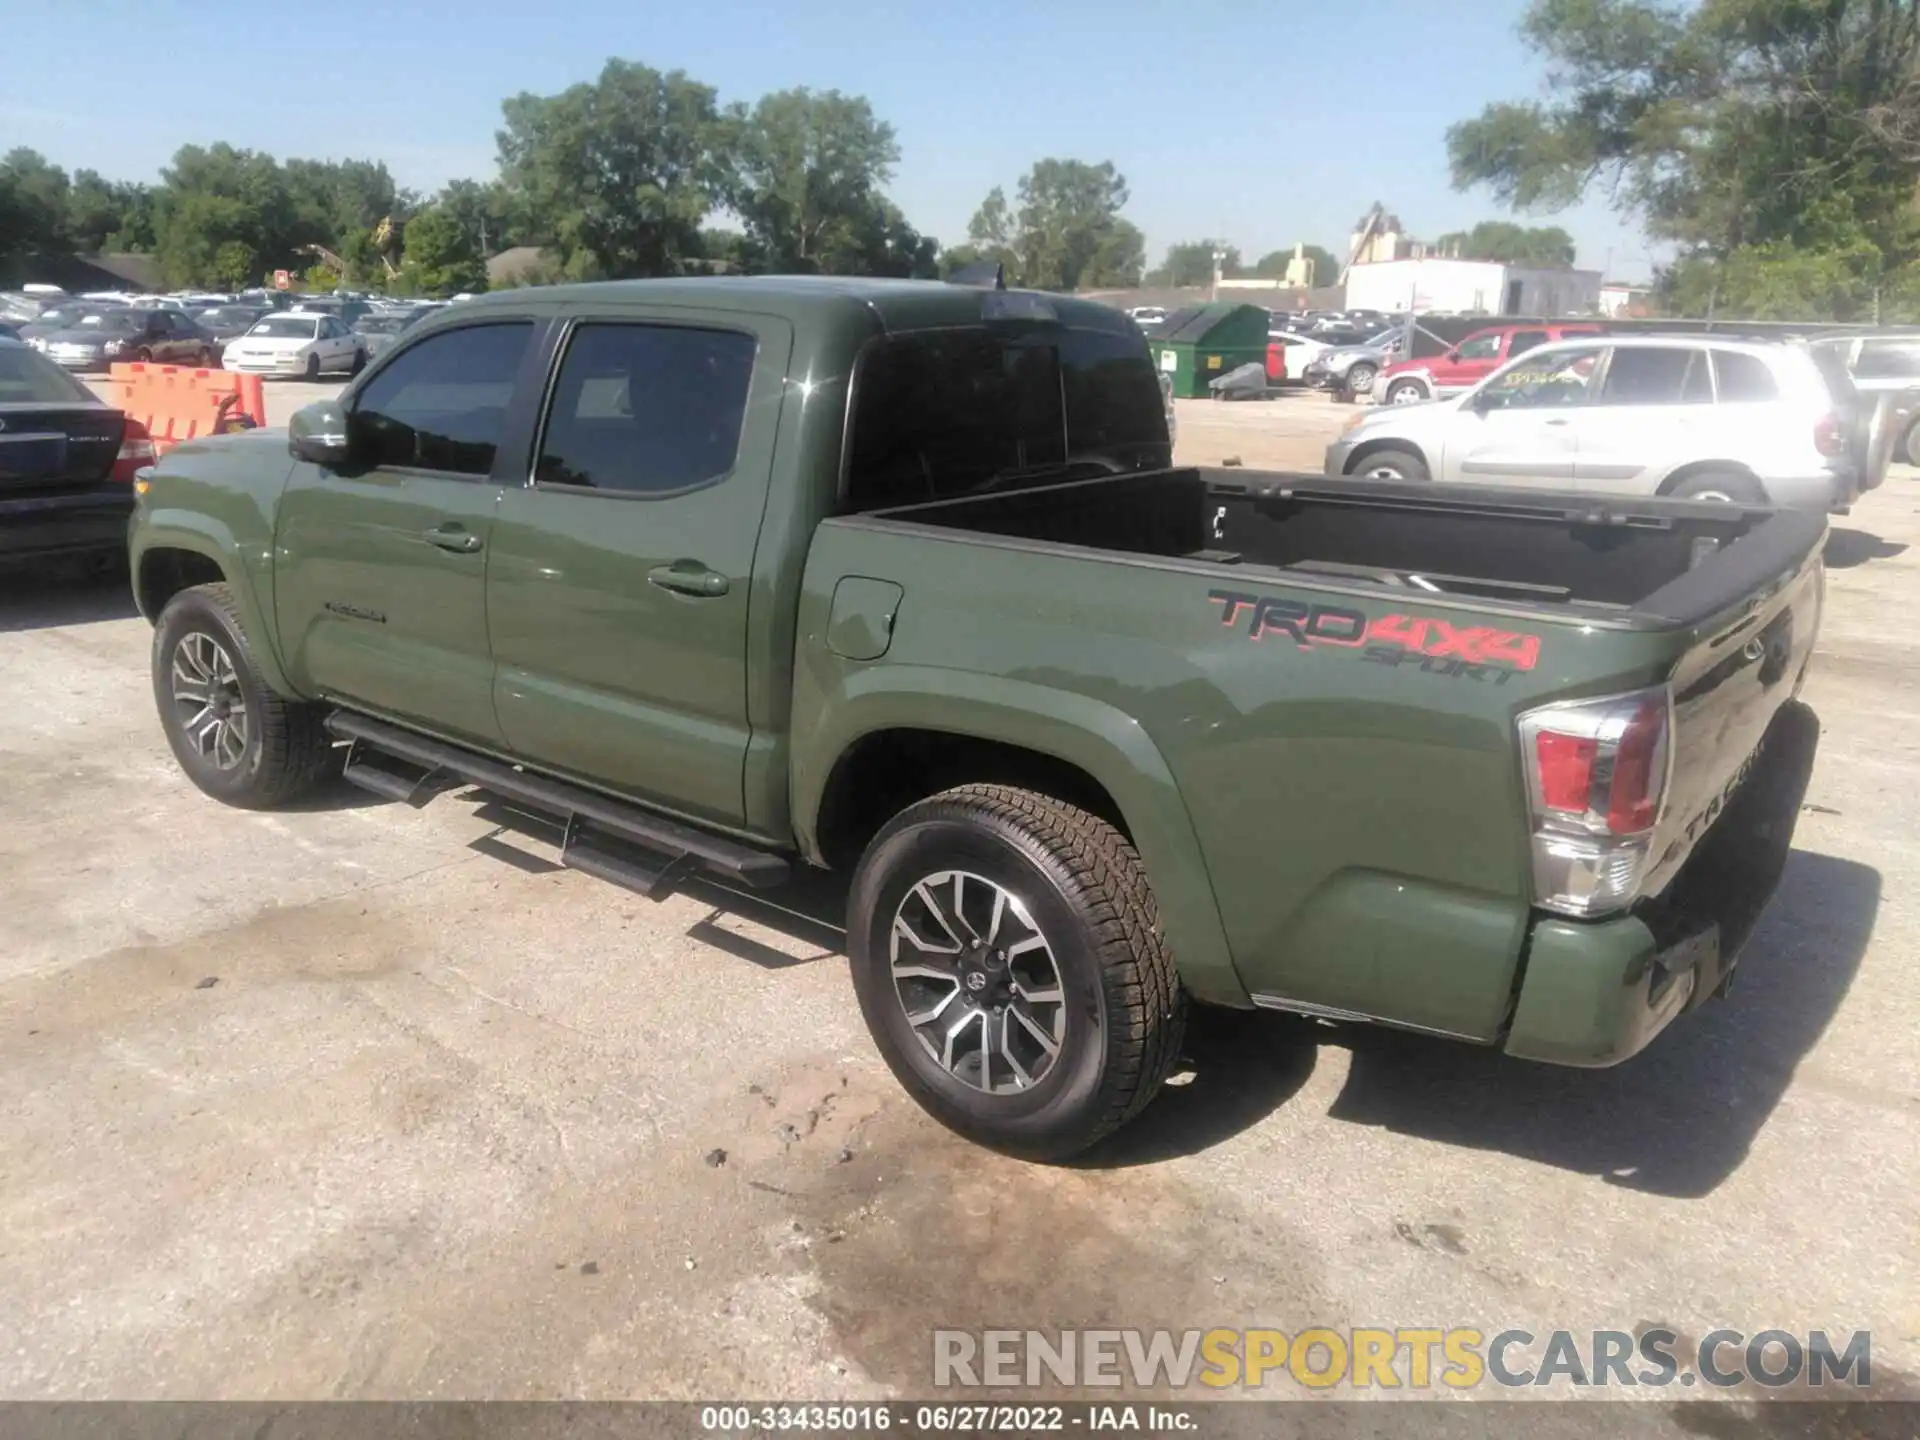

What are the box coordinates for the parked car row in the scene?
[1329,331,1892,513]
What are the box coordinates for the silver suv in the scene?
[1807,331,1920,465]
[1324,335,1867,510]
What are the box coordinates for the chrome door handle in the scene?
[648,563,730,597]
[423,526,482,553]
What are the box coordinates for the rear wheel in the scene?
[1669,470,1767,504]
[848,784,1187,1160]
[134,347,153,364]
[152,582,337,809]
[349,347,367,377]
[1348,446,1429,482]
[1385,379,1426,405]
[304,352,321,381]
[1903,417,1920,467]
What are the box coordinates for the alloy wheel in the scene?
[170,632,249,770]
[1388,383,1423,405]
[889,869,1067,1095]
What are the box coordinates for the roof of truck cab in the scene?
[455,275,1136,335]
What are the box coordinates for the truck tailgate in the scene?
[1639,539,1823,903]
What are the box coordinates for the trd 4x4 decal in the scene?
[1209,589,1542,683]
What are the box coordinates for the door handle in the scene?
[648,562,730,597]
[1544,418,1571,426]
[422,526,482,554]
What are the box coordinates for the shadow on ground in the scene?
[0,556,139,632]
[1824,527,1908,568]
[1321,850,1879,1197]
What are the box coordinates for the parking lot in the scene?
[2,386,1916,1413]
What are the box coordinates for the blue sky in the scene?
[6,0,1660,281]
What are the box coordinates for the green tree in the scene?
[398,207,488,296]
[0,149,72,264]
[723,87,901,272]
[151,144,303,288]
[1433,220,1577,266]
[437,178,516,258]
[497,59,723,278]
[1448,0,1920,318]
[953,161,1143,289]
[1147,240,1241,287]
[68,170,154,253]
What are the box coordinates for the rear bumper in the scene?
[1503,699,1819,1066]
[1761,468,1856,512]
[0,486,134,561]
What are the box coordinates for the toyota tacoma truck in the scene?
[128,277,1824,1159]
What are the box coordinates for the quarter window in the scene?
[1854,340,1920,381]
[536,323,757,495]
[352,321,532,476]
[1712,350,1780,403]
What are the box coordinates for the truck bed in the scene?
[860,467,1826,624]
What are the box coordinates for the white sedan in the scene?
[221,314,365,379]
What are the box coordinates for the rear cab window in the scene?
[843,325,1170,512]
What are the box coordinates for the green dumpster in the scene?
[1148,303,1271,398]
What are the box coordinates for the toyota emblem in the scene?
[965,971,988,991]
[0,418,8,432]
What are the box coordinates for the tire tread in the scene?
[908,783,1187,1152]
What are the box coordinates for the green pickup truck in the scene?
[129,277,1824,1158]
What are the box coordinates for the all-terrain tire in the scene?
[152,582,337,809]
[848,783,1187,1160]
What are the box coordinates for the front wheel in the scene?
[848,784,1187,1160]
[1668,470,1767,504]
[152,582,338,809]
[304,352,321,382]
[1349,446,1430,482]
[1346,362,1378,395]
[1385,379,1426,405]
[1903,417,1920,468]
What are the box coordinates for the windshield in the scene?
[77,312,141,333]
[0,344,96,404]
[356,316,406,334]
[34,306,100,328]
[248,317,320,339]
[196,308,261,327]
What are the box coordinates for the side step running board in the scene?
[327,712,789,899]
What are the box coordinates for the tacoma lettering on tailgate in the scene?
[1209,588,1542,683]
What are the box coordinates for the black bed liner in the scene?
[863,467,1827,626]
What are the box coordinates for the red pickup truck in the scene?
[1374,321,1602,405]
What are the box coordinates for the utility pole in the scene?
[1210,246,1226,302]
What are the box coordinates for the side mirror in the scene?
[1445,350,1462,364]
[289,399,351,467]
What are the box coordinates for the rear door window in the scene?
[1597,347,1705,405]
[1507,329,1548,358]
[1712,350,1781,403]
[844,325,1168,511]
[352,322,533,477]
[536,322,757,495]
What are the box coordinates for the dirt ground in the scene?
[0,383,1913,1423]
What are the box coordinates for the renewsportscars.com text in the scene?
[932,1328,1874,1391]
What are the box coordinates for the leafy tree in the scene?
[211,240,259,290]
[1433,220,1576,266]
[438,177,516,258]
[69,171,154,253]
[397,207,488,296]
[953,160,1143,289]
[0,149,72,262]
[497,59,723,278]
[1449,0,1920,318]
[152,144,303,288]
[1147,240,1241,287]
[723,87,900,272]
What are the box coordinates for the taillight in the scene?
[1814,413,1845,457]
[112,422,156,484]
[1517,687,1672,917]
